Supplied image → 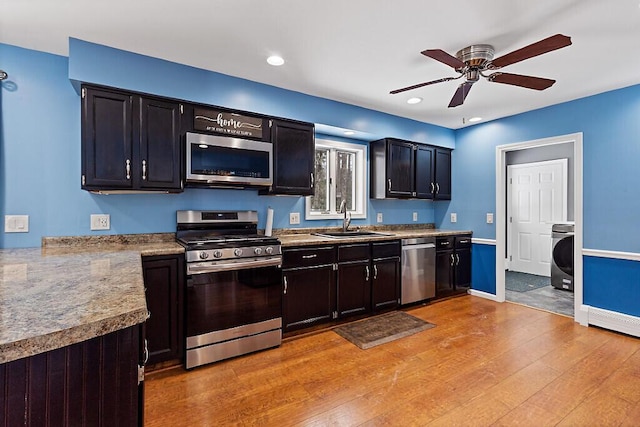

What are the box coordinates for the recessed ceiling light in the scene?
[343,131,355,135]
[407,97,422,104]
[267,55,285,66]
[468,116,483,123]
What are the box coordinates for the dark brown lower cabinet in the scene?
[371,241,401,311]
[142,255,184,365]
[337,260,371,318]
[283,264,335,333]
[337,243,371,319]
[0,325,143,426]
[436,234,472,298]
[372,257,401,311]
[282,240,402,334]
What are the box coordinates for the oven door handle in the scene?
[187,256,282,275]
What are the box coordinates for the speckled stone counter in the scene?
[275,226,472,247]
[0,235,184,364]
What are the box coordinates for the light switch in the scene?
[5,215,29,233]
[486,213,494,224]
[412,212,418,222]
[377,213,383,223]
[450,213,457,223]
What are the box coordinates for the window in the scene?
[305,138,367,220]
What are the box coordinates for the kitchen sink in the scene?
[312,230,394,238]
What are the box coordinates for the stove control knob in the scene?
[265,246,274,255]
[254,247,263,255]
[213,250,223,259]
[234,248,243,257]
[199,251,209,260]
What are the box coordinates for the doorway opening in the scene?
[495,133,586,324]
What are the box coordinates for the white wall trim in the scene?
[468,289,500,302]
[586,306,640,338]
[472,238,496,246]
[583,248,640,262]
[495,132,585,324]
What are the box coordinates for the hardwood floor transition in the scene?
[145,296,640,426]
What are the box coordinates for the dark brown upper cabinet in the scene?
[264,119,315,196]
[370,138,451,200]
[81,85,183,192]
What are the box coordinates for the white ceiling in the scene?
[2,0,640,129]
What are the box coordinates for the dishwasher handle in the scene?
[401,243,436,251]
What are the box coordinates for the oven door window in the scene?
[186,266,282,337]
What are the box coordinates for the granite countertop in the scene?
[275,226,472,247]
[0,227,470,364]
[0,236,184,364]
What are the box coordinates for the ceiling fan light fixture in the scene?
[267,55,285,66]
[407,97,422,104]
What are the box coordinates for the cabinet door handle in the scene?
[387,178,392,192]
[431,182,435,193]
[456,253,460,266]
[143,339,149,365]
[302,254,317,259]
[373,265,378,280]
[365,265,370,281]
[142,160,147,181]
[435,183,440,194]
[283,276,288,294]
[450,253,455,266]
[126,159,131,180]
[310,172,314,188]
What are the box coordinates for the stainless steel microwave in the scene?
[185,132,273,187]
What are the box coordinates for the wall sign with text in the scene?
[194,108,263,138]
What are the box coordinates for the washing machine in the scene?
[551,223,574,291]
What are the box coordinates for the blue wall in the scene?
[1,41,453,248]
[451,84,640,317]
[3,40,640,319]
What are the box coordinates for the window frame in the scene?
[305,138,367,220]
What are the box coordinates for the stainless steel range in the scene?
[176,210,283,369]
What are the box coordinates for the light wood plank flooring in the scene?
[145,296,640,426]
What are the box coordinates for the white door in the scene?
[507,159,567,276]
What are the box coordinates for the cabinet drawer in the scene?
[372,240,401,258]
[455,235,472,249]
[436,236,455,251]
[338,243,370,262]
[283,246,335,268]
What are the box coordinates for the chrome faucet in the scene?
[339,200,351,232]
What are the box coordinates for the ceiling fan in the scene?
[390,34,572,108]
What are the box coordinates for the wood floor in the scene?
[144,296,640,426]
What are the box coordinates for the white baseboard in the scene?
[587,306,640,338]
[468,289,500,302]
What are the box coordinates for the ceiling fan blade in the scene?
[488,72,556,90]
[448,81,474,108]
[490,34,572,69]
[421,49,466,69]
[390,76,458,94]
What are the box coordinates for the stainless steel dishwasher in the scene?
[401,237,436,304]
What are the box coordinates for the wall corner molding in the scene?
[468,289,499,302]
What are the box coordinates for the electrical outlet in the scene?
[289,212,300,225]
[90,214,110,230]
[376,213,383,223]
[450,213,457,223]
[4,215,29,233]
[486,213,494,224]
[412,212,418,222]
